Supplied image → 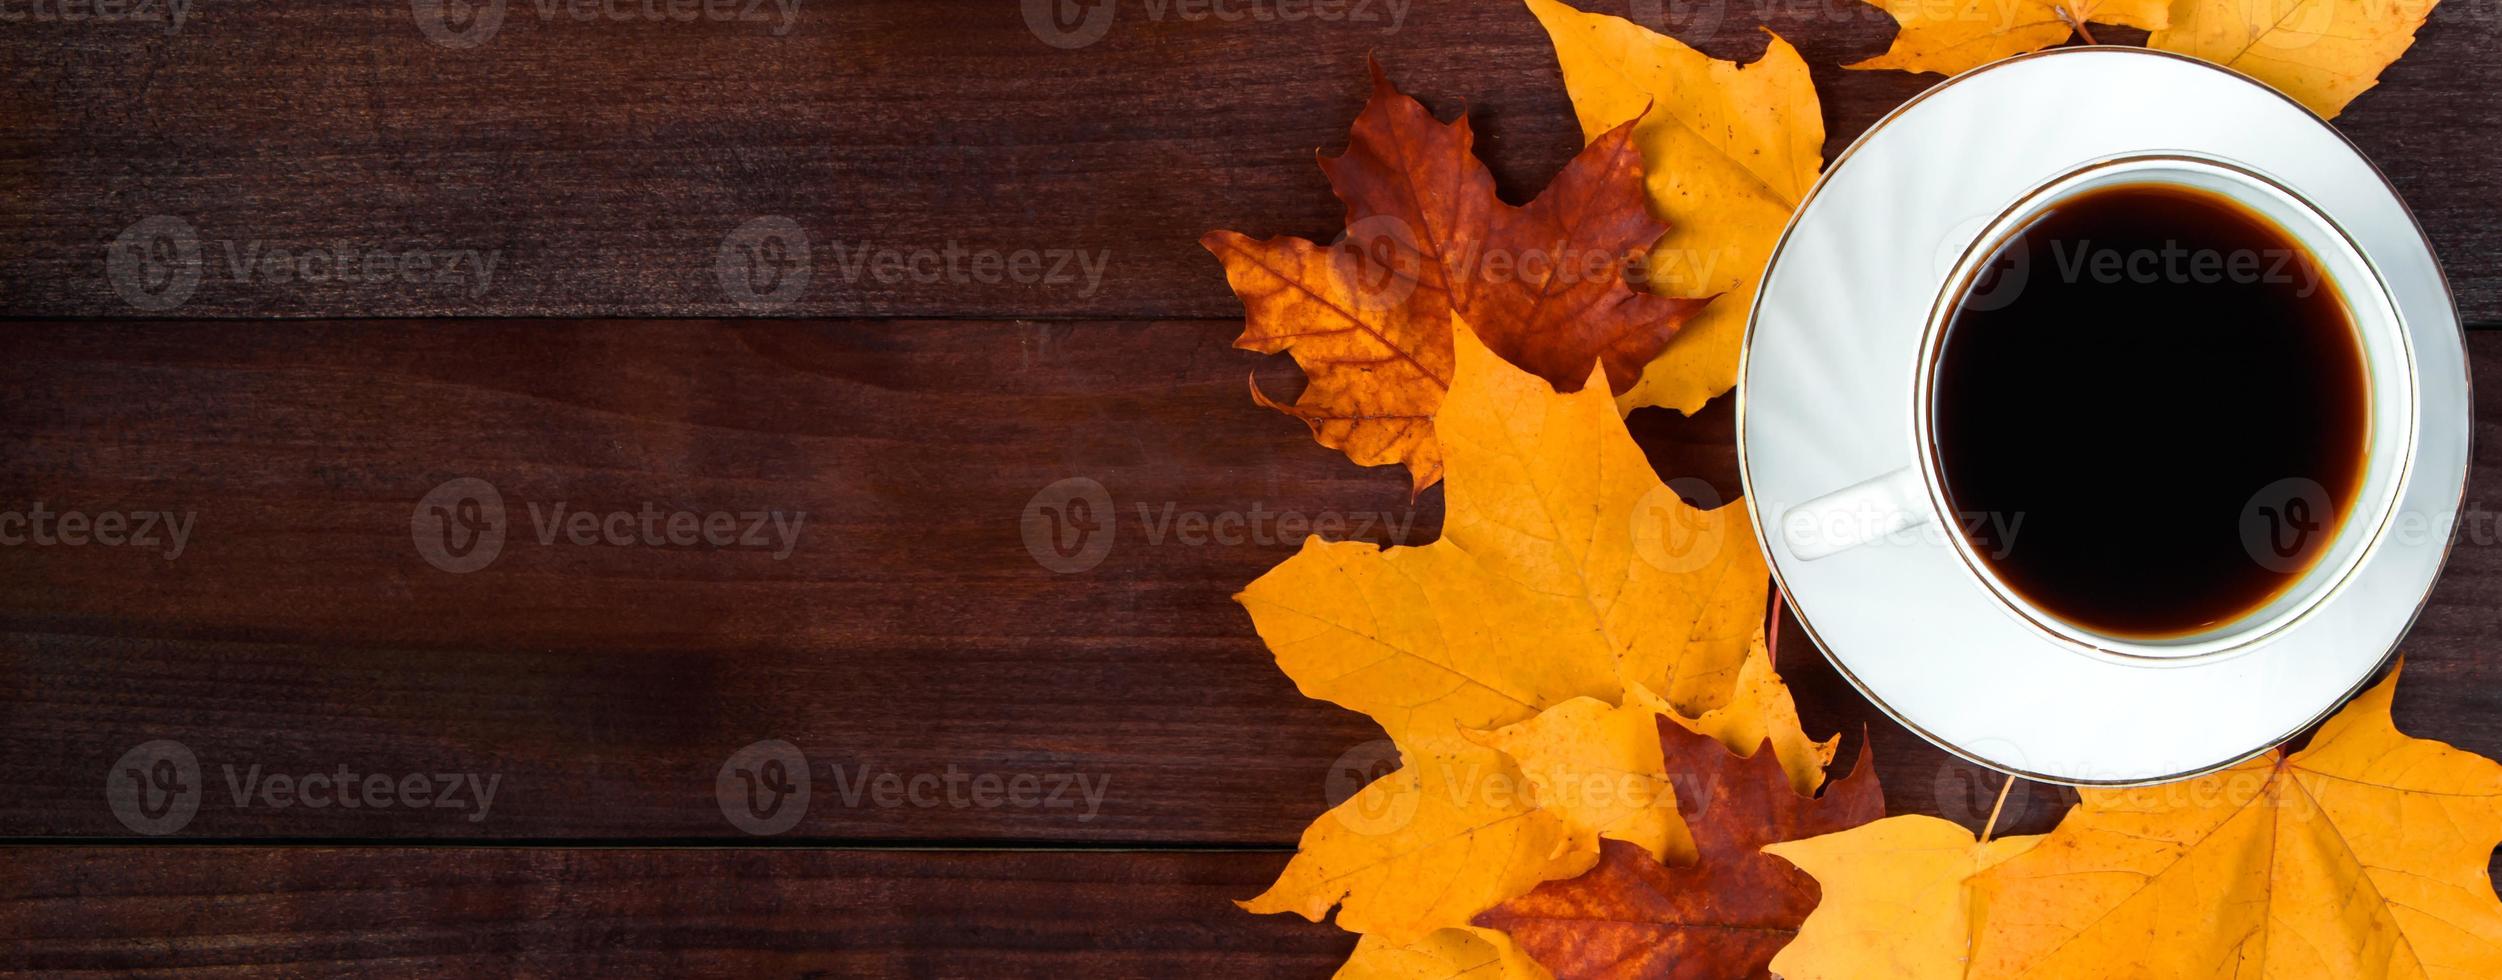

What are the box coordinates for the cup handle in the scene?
[1780,466,1935,561]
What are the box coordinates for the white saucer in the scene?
[1736,48,2470,785]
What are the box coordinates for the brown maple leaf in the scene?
[1474,718,1883,978]
[1203,61,1710,491]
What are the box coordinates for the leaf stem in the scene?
[1979,775,2016,844]
[2061,3,2101,44]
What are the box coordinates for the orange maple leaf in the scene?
[1475,719,1883,978]
[1203,62,1709,492]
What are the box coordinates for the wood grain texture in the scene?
[0,847,1350,976]
[0,319,1412,840]
[6,1,2500,974]
[3,320,2499,848]
[0,0,2496,319]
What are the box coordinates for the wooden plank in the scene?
[4,320,2500,845]
[0,319,1403,840]
[0,1,2496,320]
[0,847,1351,977]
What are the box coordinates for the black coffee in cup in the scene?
[1930,182,2370,639]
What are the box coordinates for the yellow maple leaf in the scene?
[1237,317,1773,942]
[1654,621,1840,796]
[1337,926,1553,980]
[1236,316,1768,748]
[2151,0,2440,118]
[1243,733,1580,945]
[1766,815,2044,979]
[1524,0,1824,415]
[1969,662,2502,978]
[1478,696,1691,865]
[1849,0,2170,76]
[1478,641,1839,870]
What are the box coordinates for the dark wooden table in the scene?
[2,1,2498,975]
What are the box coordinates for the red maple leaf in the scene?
[1476,718,1884,978]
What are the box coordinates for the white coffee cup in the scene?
[1775,155,2415,664]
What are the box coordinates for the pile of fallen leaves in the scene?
[1203,2,2494,977]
